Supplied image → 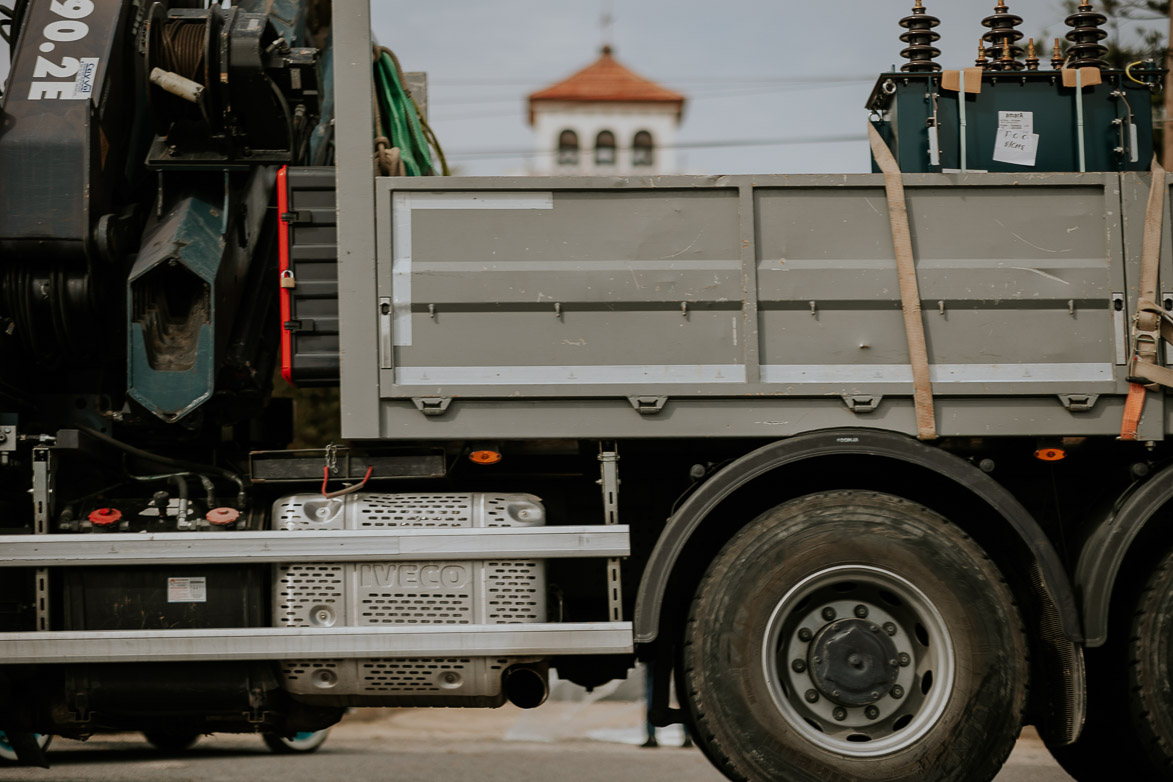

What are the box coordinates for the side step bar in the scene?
[0,526,630,567]
[0,623,634,663]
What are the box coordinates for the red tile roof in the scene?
[528,46,685,124]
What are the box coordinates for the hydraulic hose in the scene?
[79,427,248,507]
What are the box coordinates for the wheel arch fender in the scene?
[633,428,1081,646]
[1077,459,1173,647]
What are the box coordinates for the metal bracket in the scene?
[843,394,882,414]
[598,448,624,623]
[412,397,452,416]
[1058,394,1099,413]
[0,423,16,461]
[245,688,267,724]
[628,396,667,415]
[283,319,315,333]
[71,691,91,723]
[379,296,394,370]
[31,446,53,633]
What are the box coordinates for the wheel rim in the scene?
[280,730,327,750]
[761,564,955,758]
[0,732,49,762]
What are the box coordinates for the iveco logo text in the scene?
[358,563,468,589]
[73,58,98,98]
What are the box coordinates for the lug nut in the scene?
[854,605,869,618]
[822,607,837,621]
[792,659,806,673]
[833,707,847,721]
[798,628,813,642]
[883,622,898,636]
[865,706,880,720]
[891,685,905,699]
[805,689,820,703]
[898,653,911,667]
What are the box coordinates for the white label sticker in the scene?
[993,129,1039,167]
[167,577,207,603]
[72,57,99,99]
[998,111,1033,133]
[1131,124,1140,163]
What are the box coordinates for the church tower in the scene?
[528,46,686,176]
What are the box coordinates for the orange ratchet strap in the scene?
[1122,158,1171,441]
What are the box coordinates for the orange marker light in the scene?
[1034,448,1066,462]
[469,450,502,465]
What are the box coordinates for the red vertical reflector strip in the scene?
[277,165,294,385]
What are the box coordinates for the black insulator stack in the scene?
[899,0,942,73]
[982,2,1025,71]
[1064,2,1109,69]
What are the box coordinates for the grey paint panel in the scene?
[334,1,380,440]
[346,173,1169,439]
[375,396,1129,440]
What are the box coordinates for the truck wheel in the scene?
[1056,544,1173,780]
[1129,545,1173,777]
[0,732,51,763]
[262,729,330,754]
[1047,642,1138,780]
[143,732,200,752]
[682,491,1027,782]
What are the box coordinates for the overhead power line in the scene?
[429,79,872,117]
[429,74,874,88]
[443,135,867,161]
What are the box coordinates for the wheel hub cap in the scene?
[810,619,900,706]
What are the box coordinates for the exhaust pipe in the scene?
[503,664,549,709]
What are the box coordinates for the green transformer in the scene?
[868,68,1162,174]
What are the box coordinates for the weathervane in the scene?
[601,0,614,53]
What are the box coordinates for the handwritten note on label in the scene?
[993,129,1039,167]
[998,111,1033,133]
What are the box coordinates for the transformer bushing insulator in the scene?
[899,0,942,73]
[1065,2,1109,69]
[982,2,1025,71]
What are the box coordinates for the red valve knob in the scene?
[206,507,240,526]
[88,507,122,527]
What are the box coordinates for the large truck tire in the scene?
[1054,544,1173,780]
[0,732,50,763]
[262,729,330,754]
[681,491,1028,782]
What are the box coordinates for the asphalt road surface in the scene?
[0,707,1075,782]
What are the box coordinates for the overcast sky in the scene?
[1,1,1162,175]
[372,0,1164,175]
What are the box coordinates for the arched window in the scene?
[632,131,654,167]
[595,130,616,166]
[558,130,579,165]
